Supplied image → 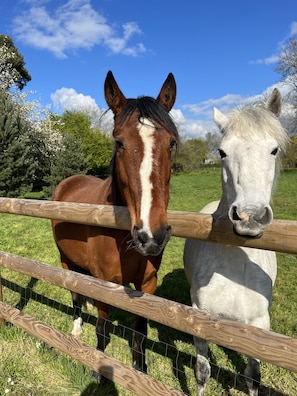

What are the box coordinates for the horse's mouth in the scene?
[132,225,171,256]
[135,243,164,256]
[232,225,263,239]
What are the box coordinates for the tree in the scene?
[0,91,34,196]
[275,37,297,135]
[204,131,221,162]
[43,133,88,197]
[55,110,113,175]
[174,138,208,172]
[283,136,297,168]
[0,35,31,90]
[275,38,297,87]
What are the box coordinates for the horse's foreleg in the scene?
[133,315,148,373]
[132,272,157,374]
[194,337,210,396]
[244,357,260,396]
[92,301,110,382]
[96,301,110,351]
[71,292,83,338]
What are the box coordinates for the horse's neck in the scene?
[109,177,125,206]
[213,193,229,218]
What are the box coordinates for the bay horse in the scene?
[52,71,178,379]
[183,89,289,396]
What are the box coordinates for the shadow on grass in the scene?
[1,274,288,395]
[80,375,118,396]
[152,268,287,396]
[1,276,97,327]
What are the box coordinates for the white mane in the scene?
[223,104,289,152]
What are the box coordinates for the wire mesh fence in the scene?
[1,270,295,396]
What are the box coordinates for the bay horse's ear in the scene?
[104,71,127,115]
[213,107,228,133]
[266,88,282,118]
[156,73,176,112]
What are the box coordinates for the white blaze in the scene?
[138,118,155,237]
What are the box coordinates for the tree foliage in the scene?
[275,38,297,133]
[275,37,297,167]
[275,38,297,86]
[54,110,114,175]
[0,91,35,196]
[0,35,31,90]
[173,138,208,172]
[204,131,221,162]
[283,136,297,168]
[43,132,88,197]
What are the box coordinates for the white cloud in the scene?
[180,80,296,139]
[250,21,297,66]
[51,86,114,133]
[51,80,294,140]
[171,109,217,139]
[12,0,147,58]
[249,54,279,65]
[290,21,297,37]
[51,87,99,111]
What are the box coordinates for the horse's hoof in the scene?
[91,370,101,383]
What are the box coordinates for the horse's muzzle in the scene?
[228,205,273,238]
[132,224,171,256]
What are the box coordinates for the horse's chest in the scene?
[194,271,271,323]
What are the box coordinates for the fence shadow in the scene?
[1,273,290,395]
[1,276,98,327]
[152,268,287,396]
[80,374,118,396]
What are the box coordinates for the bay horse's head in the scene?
[104,71,179,256]
[214,88,289,238]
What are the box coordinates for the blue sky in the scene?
[0,0,296,138]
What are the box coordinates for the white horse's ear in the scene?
[266,88,282,118]
[213,107,228,132]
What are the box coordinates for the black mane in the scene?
[118,96,179,141]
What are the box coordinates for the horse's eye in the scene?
[169,139,177,150]
[271,147,279,156]
[218,148,227,159]
[115,139,124,150]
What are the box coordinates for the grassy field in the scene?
[0,169,296,395]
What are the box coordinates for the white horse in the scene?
[183,89,289,396]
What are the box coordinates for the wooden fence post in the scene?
[0,271,4,327]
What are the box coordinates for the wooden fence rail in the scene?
[0,197,296,254]
[0,301,183,396]
[0,198,296,394]
[0,251,296,374]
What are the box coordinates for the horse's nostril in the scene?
[138,231,149,245]
[256,206,273,226]
[231,206,241,221]
[154,225,171,245]
[133,225,149,245]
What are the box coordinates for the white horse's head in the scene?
[214,89,289,238]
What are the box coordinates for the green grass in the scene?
[0,170,297,395]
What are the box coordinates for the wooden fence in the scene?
[0,198,297,395]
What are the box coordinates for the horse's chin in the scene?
[134,241,165,256]
[232,225,263,239]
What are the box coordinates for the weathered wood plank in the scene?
[0,274,4,327]
[0,252,296,373]
[0,301,185,396]
[0,198,296,254]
